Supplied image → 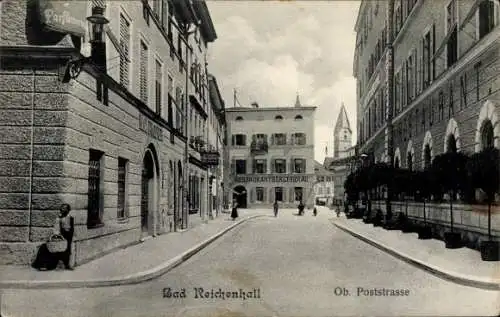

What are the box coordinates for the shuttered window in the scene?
[88,149,104,228]
[153,0,160,19]
[139,41,148,103]
[119,14,130,88]
[155,60,162,115]
[166,75,173,121]
[175,87,183,131]
[117,157,128,219]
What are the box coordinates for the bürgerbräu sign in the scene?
[38,0,87,37]
[234,175,310,183]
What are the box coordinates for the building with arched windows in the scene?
[224,95,317,209]
[354,0,500,241]
[0,0,225,266]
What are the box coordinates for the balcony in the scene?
[250,141,268,154]
[190,135,205,152]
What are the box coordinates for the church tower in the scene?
[333,103,352,159]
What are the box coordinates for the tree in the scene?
[467,148,500,240]
[430,152,469,233]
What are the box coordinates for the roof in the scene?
[334,103,352,134]
[225,106,317,112]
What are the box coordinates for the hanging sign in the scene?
[38,0,88,37]
[201,151,220,166]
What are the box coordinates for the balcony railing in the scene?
[250,141,268,154]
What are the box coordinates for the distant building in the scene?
[324,103,357,202]
[313,161,335,206]
[224,95,317,209]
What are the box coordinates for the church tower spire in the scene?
[333,102,352,159]
[294,92,302,107]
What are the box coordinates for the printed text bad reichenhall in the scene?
[163,287,261,300]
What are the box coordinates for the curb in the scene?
[333,221,500,291]
[0,215,269,289]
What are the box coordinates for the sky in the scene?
[206,0,360,164]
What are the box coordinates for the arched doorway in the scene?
[233,185,247,208]
[481,120,494,149]
[141,146,159,236]
[424,144,432,170]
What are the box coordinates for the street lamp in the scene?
[64,6,109,80]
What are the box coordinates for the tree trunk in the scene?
[449,191,454,233]
[488,198,492,240]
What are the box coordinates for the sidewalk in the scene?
[0,211,270,289]
[332,216,500,290]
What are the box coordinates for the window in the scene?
[424,144,432,170]
[253,159,266,174]
[294,115,303,120]
[273,133,286,145]
[153,0,160,18]
[139,40,148,103]
[253,134,267,145]
[166,74,173,121]
[155,60,162,115]
[438,91,444,121]
[293,158,306,173]
[235,159,246,174]
[292,133,306,145]
[235,116,243,121]
[232,134,246,146]
[88,149,104,228]
[119,14,130,88]
[479,0,499,39]
[256,187,264,202]
[161,0,168,29]
[275,187,283,202]
[422,29,431,89]
[294,187,303,202]
[406,50,415,102]
[175,87,183,131]
[446,0,458,67]
[326,187,331,194]
[407,152,413,171]
[275,115,283,120]
[178,35,183,72]
[274,159,286,174]
[481,120,495,149]
[142,0,150,26]
[117,157,128,219]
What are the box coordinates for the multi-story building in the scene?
[0,0,223,266]
[324,104,356,202]
[313,161,335,206]
[207,74,226,217]
[353,0,499,239]
[224,96,317,209]
[354,0,499,167]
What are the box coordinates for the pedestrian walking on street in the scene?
[298,200,305,216]
[231,199,239,220]
[313,206,317,216]
[273,200,279,217]
[52,203,75,270]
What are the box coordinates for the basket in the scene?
[46,234,67,253]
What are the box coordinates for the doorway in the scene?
[233,185,247,208]
[141,150,156,236]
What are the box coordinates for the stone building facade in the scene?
[224,97,317,209]
[353,0,500,240]
[313,161,335,206]
[0,0,223,266]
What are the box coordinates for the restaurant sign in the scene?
[316,175,334,182]
[234,175,310,183]
[38,0,88,37]
[201,151,220,166]
[139,114,163,141]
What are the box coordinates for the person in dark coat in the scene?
[231,199,239,220]
[53,203,75,270]
[298,201,305,216]
[273,200,279,217]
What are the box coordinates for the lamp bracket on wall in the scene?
[60,56,92,83]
